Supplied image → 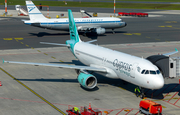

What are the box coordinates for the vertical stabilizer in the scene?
[26,1,46,21]
[68,9,81,42]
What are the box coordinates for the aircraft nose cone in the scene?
[154,77,164,89]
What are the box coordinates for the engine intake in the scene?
[77,72,97,89]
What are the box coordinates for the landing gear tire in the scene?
[75,69,80,75]
[140,94,145,99]
[139,110,142,114]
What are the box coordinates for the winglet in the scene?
[175,48,178,52]
[2,58,4,64]
[163,48,179,56]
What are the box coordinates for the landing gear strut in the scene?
[140,87,145,99]
[112,29,115,34]
[135,87,145,99]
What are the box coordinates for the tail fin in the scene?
[68,9,81,42]
[26,1,46,21]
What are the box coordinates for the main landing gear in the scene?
[112,29,115,34]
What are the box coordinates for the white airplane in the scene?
[24,1,126,35]
[3,9,178,98]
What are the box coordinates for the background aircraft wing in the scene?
[3,60,107,72]
[163,48,178,56]
[77,25,100,31]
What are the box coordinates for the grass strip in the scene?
[0,1,180,10]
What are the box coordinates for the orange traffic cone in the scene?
[88,103,91,109]
[0,81,2,86]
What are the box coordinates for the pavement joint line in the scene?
[0,67,66,115]
[152,97,180,102]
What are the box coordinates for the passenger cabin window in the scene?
[145,70,149,74]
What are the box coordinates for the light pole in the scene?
[5,0,7,16]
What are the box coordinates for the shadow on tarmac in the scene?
[28,30,127,40]
[16,60,180,98]
[29,32,69,37]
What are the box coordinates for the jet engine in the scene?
[77,72,97,89]
[94,28,105,35]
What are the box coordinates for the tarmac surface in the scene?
[0,7,180,115]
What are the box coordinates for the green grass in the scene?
[116,0,180,2]
[1,1,180,10]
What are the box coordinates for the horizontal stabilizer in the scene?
[3,60,107,72]
[85,40,97,43]
[40,42,70,47]
[163,48,178,56]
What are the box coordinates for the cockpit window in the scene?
[142,69,160,75]
[150,70,156,75]
[156,70,160,74]
[141,70,145,74]
[145,70,149,74]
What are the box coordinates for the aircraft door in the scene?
[131,63,139,78]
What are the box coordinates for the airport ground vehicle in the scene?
[136,13,148,17]
[139,100,162,115]
[66,104,102,115]
[118,12,148,17]
[129,12,137,16]
[118,12,129,16]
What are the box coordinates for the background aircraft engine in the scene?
[95,28,106,35]
[77,72,97,89]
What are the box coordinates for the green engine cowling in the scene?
[77,72,97,89]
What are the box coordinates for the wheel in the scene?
[139,110,142,114]
[140,94,144,99]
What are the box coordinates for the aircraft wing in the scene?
[3,60,107,72]
[163,48,178,56]
[77,25,100,31]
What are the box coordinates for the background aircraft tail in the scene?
[26,1,46,21]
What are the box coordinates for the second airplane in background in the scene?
[24,1,126,35]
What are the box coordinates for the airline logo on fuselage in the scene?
[28,7,35,12]
[113,59,132,76]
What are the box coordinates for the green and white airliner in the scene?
[4,9,177,98]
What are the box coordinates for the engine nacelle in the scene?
[95,28,105,35]
[77,72,97,89]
